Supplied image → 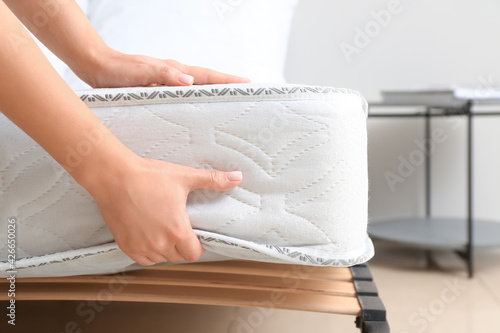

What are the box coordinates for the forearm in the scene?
[3,0,113,86]
[0,2,132,186]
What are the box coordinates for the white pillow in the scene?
[64,0,298,90]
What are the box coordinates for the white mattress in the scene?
[0,83,373,277]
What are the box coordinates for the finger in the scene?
[128,253,156,266]
[164,248,185,263]
[187,168,243,191]
[176,230,206,262]
[152,63,195,86]
[183,65,250,85]
[147,252,169,264]
[168,211,204,262]
[116,240,156,266]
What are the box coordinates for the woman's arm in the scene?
[0,2,243,265]
[3,0,250,88]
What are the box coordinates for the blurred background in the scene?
[14,0,500,332]
[286,0,500,223]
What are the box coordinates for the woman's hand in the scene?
[83,154,243,266]
[1,0,247,267]
[77,49,250,89]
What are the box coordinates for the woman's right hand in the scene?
[81,154,243,266]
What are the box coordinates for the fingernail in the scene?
[179,73,194,85]
[227,171,243,182]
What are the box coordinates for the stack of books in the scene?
[381,84,500,106]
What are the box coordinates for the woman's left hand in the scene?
[78,50,250,88]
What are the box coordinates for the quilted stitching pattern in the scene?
[0,84,372,277]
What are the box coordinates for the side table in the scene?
[368,99,500,277]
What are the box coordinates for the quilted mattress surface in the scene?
[0,83,373,277]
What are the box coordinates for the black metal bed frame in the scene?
[352,264,390,333]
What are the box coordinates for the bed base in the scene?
[1,260,389,332]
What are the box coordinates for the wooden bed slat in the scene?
[6,283,361,315]
[149,260,353,281]
[0,260,362,316]
[8,270,356,297]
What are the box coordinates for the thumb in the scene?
[188,169,243,191]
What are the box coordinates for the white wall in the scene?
[284,0,500,222]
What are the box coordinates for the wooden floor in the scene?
[0,260,362,316]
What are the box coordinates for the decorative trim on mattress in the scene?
[0,234,372,273]
[78,84,368,115]
[198,235,373,267]
[0,247,120,270]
